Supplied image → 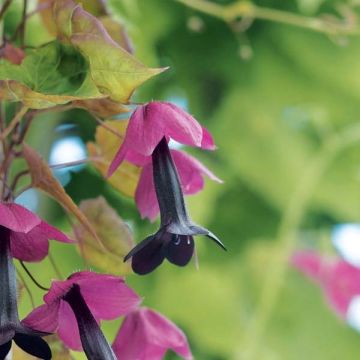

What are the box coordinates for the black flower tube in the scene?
[0,226,51,360]
[63,284,117,360]
[125,137,226,275]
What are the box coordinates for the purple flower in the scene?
[112,307,193,360]
[0,226,51,359]
[108,101,215,177]
[135,149,222,221]
[125,137,225,275]
[22,271,141,353]
[292,250,360,317]
[0,202,73,262]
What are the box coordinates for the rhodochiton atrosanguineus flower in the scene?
[112,307,192,360]
[0,202,73,261]
[135,149,222,221]
[125,137,225,275]
[0,226,51,359]
[23,271,141,357]
[291,250,360,317]
[107,101,216,177]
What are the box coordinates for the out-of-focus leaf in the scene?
[53,0,166,103]
[72,98,129,118]
[22,144,100,245]
[100,16,133,53]
[46,335,74,360]
[87,120,141,197]
[75,196,134,275]
[0,41,103,109]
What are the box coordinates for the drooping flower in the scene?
[291,250,360,317]
[112,307,193,360]
[23,271,141,352]
[0,202,73,262]
[125,137,225,275]
[108,101,216,177]
[0,226,51,359]
[135,149,222,221]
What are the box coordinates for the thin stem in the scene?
[92,114,124,139]
[239,123,360,359]
[16,271,35,309]
[48,253,63,279]
[49,158,93,170]
[19,261,49,291]
[0,0,12,21]
[10,169,29,192]
[0,105,28,141]
[177,0,360,36]
[19,0,28,47]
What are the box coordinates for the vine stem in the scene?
[177,0,360,36]
[0,105,28,141]
[238,123,360,360]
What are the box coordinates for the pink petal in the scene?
[325,261,360,317]
[22,303,60,333]
[0,203,40,233]
[135,163,159,221]
[201,127,216,150]
[10,227,50,262]
[108,142,129,177]
[75,272,141,319]
[290,250,324,283]
[113,307,193,360]
[44,279,74,304]
[37,221,74,243]
[57,300,82,351]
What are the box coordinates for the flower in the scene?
[135,149,222,221]
[0,202,73,262]
[22,271,141,351]
[125,137,225,275]
[0,226,51,359]
[108,101,215,177]
[291,250,360,317]
[112,307,193,360]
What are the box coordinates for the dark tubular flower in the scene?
[125,137,226,275]
[63,284,117,360]
[0,226,51,359]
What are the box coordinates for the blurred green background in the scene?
[4,0,360,359]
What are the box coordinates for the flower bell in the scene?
[0,226,51,359]
[23,271,141,351]
[125,137,225,275]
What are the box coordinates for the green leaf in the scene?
[75,196,134,276]
[54,0,166,103]
[0,41,103,109]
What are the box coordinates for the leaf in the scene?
[87,120,141,197]
[72,98,129,118]
[53,0,166,103]
[75,196,134,275]
[22,144,100,245]
[0,41,103,109]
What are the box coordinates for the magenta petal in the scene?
[10,227,50,262]
[22,303,60,333]
[76,273,141,320]
[57,300,82,351]
[201,127,216,150]
[325,261,360,317]
[0,203,40,233]
[113,308,193,360]
[108,142,129,177]
[291,251,324,283]
[37,221,74,243]
[135,163,159,221]
[172,150,222,194]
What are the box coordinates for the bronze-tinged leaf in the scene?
[0,43,25,64]
[75,196,134,275]
[53,0,167,103]
[45,335,74,360]
[87,120,141,197]
[72,98,129,118]
[22,144,101,246]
